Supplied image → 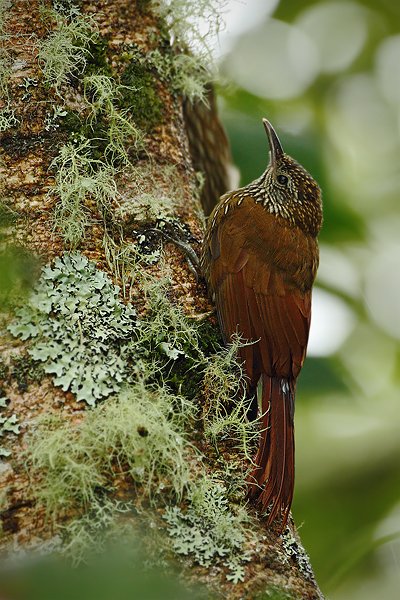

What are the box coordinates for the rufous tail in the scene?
[247,374,295,527]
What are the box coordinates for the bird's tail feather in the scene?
[247,374,295,527]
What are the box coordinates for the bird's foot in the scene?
[148,221,201,279]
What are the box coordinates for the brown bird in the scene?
[201,119,322,526]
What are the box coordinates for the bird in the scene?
[201,118,322,527]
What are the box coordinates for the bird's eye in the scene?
[277,174,288,186]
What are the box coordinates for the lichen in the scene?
[48,138,119,247]
[164,477,252,582]
[151,0,225,60]
[122,45,211,104]
[83,74,144,163]
[280,529,316,581]
[0,396,20,458]
[27,378,194,517]
[0,108,18,132]
[38,8,98,94]
[202,336,258,461]
[8,253,136,405]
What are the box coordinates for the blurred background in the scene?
[211,0,400,598]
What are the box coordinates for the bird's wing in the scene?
[208,197,316,382]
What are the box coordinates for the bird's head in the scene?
[261,118,323,237]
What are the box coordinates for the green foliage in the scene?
[38,9,98,93]
[27,379,194,518]
[164,477,251,582]
[0,396,20,458]
[48,138,118,246]
[0,240,39,308]
[8,253,136,405]
[221,2,400,596]
[0,542,207,600]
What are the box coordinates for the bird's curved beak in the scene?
[263,118,284,168]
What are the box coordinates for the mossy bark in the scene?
[0,1,323,599]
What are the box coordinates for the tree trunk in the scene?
[0,1,323,598]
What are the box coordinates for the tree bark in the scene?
[0,2,323,598]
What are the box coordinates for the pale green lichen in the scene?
[8,253,136,405]
[61,497,134,565]
[27,378,194,518]
[164,477,252,582]
[203,336,258,461]
[0,396,20,458]
[83,74,144,163]
[0,1,15,133]
[151,0,226,59]
[38,8,98,94]
[123,46,211,104]
[49,138,118,247]
[44,104,68,131]
[130,272,203,366]
[281,529,316,581]
[0,108,18,132]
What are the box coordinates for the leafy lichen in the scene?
[8,253,136,405]
[0,396,20,458]
[164,477,252,582]
[0,107,18,132]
